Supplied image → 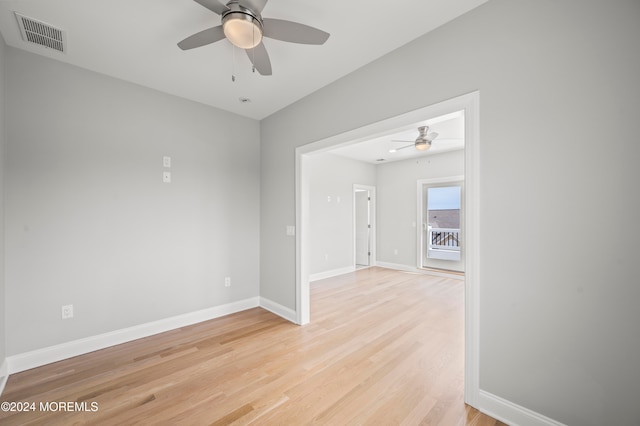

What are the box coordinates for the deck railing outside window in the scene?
[429,227,460,251]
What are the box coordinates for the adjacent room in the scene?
[0,1,639,425]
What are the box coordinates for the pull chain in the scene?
[231,45,236,82]
[252,24,256,73]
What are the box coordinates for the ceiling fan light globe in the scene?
[223,13,263,49]
[415,142,430,151]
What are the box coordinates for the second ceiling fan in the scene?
[178,0,330,76]
[391,126,439,152]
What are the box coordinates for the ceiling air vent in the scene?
[15,12,66,53]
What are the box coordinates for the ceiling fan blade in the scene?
[263,18,330,45]
[391,140,414,143]
[238,0,269,14]
[193,0,230,15]
[427,132,439,140]
[178,26,226,50]
[246,42,272,75]
[395,144,415,151]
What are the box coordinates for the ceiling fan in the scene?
[178,0,330,76]
[390,126,439,152]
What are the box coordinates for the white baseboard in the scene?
[309,266,355,282]
[259,297,298,323]
[375,261,418,273]
[477,390,566,426]
[7,297,260,375]
[376,261,464,280]
[0,358,8,397]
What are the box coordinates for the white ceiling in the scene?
[330,110,465,164]
[0,0,487,120]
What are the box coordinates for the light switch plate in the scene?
[286,225,295,236]
[163,172,171,183]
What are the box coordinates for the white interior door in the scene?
[355,189,370,266]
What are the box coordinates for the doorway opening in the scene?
[295,91,480,406]
[354,184,376,269]
[418,177,464,273]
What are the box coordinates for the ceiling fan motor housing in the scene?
[222,2,263,49]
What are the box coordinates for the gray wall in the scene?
[307,153,375,275]
[5,48,261,355]
[260,1,640,425]
[0,35,6,372]
[377,150,464,270]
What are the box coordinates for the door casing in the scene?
[295,91,480,408]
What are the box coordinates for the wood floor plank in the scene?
[0,267,506,425]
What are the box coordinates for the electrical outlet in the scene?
[163,156,171,168]
[225,277,231,287]
[61,304,74,319]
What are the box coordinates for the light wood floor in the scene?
[1,267,506,425]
